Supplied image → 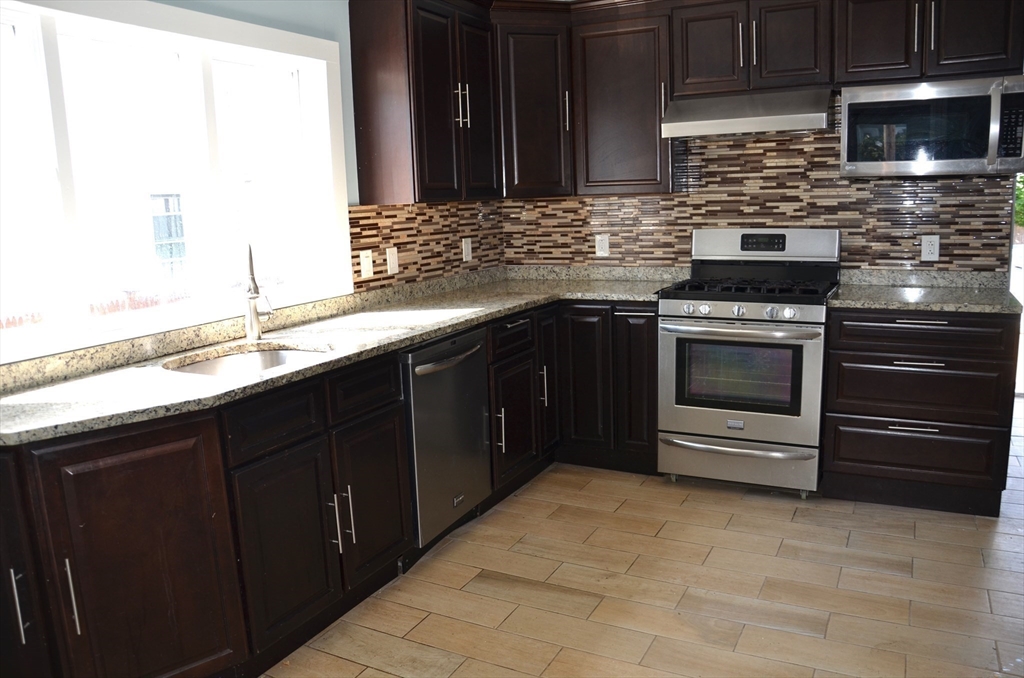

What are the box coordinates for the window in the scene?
[0,0,352,364]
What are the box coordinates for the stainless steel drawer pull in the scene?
[540,366,549,406]
[455,83,464,127]
[894,319,948,325]
[914,3,920,52]
[660,437,816,461]
[888,425,940,433]
[930,1,936,51]
[565,91,569,131]
[329,494,343,554]
[614,312,656,317]
[414,344,481,376]
[660,82,666,118]
[343,485,357,544]
[893,360,946,367]
[503,319,530,329]
[738,23,744,68]
[497,408,506,452]
[65,558,81,636]
[464,83,471,128]
[9,569,25,645]
[752,20,757,66]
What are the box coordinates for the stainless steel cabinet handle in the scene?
[914,3,920,52]
[752,20,757,66]
[503,318,530,329]
[614,312,656,317]
[540,366,548,406]
[894,319,948,325]
[738,23,744,68]
[343,485,357,544]
[659,437,816,461]
[414,344,481,376]
[930,1,936,50]
[455,83,463,127]
[9,569,25,645]
[660,82,666,118]
[893,360,946,367]
[329,494,343,554]
[889,425,940,433]
[497,408,506,453]
[64,558,81,636]
[464,83,471,128]
[564,91,569,131]
[660,323,822,341]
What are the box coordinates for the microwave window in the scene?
[846,96,991,162]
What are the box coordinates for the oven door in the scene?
[658,318,824,447]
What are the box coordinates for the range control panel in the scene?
[740,233,786,252]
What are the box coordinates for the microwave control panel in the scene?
[998,92,1024,158]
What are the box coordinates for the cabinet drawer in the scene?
[222,382,326,467]
[489,313,535,362]
[823,414,1010,489]
[327,355,403,425]
[827,351,1014,426]
[828,310,1019,360]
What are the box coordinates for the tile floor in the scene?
[265,400,1024,678]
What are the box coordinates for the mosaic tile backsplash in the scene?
[349,120,1016,291]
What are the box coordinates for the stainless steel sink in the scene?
[163,342,329,377]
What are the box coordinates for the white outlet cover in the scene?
[921,235,940,262]
[462,237,472,262]
[595,233,610,257]
[386,247,399,274]
[359,250,373,278]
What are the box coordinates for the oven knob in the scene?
[731,304,745,317]
[682,303,695,315]
[764,306,779,319]
[698,304,712,316]
[783,307,798,320]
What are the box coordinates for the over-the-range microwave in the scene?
[840,75,1024,177]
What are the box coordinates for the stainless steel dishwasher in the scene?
[401,328,491,547]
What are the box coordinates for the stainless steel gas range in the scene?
[658,228,841,494]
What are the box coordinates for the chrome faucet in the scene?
[244,245,273,341]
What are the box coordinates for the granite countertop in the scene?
[0,280,664,446]
[830,284,1023,314]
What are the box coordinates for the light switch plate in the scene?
[386,247,399,274]
[595,233,610,257]
[921,235,939,262]
[462,237,472,262]
[359,250,373,278]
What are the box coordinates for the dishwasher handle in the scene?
[413,344,482,376]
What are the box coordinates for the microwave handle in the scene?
[988,81,1002,166]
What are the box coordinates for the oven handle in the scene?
[659,437,817,461]
[659,323,822,342]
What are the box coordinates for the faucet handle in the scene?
[256,295,273,318]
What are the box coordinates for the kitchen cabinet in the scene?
[497,21,573,198]
[536,306,560,454]
[1,453,53,678]
[221,380,325,468]
[24,417,247,678]
[491,351,540,487]
[612,306,658,456]
[572,16,671,195]
[559,304,614,448]
[836,0,1023,83]
[822,309,1019,515]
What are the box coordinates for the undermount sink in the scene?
[163,342,330,377]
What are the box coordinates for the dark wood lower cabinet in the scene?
[559,304,614,448]
[536,307,560,454]
[25,417,247,678]
[232,437,343,654]
[491,351,540,488]
[612,307,658,457]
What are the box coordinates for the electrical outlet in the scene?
[359,250,374,278]
[386,247,399,274]
[921,235,940,262]
[462,237,472,262]
[595,233,610,257]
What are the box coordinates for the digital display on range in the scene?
[740,233,786,251]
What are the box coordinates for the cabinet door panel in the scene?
[559,305,613,447]
[613,307,657,453]
[573,17,670,195]
[411,0,462,201]
[492,352,539,488]
[499,24,573,197]
[232,437,342,653]
[333,403,413,589]
[460,16,501,198]
[836,0,922,82]
[28,418,245,678]
[222,381,325,468]
[926,0,1024,76]
[751,0,831,88]
[672,1,748,95]
[536,307,560,453]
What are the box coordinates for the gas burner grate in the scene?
[671,278,835,296]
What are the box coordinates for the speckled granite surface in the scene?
[838,269,1009,288]
[0,279,664,445]
[830,284,1022,314]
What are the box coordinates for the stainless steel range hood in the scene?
[661,89,832,138]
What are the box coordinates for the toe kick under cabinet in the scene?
[822,309,1019,516]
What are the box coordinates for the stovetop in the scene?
[659,277,838,306]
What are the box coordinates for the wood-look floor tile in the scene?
[676,588,830,637]
[839,566,991,612]
[527,473,591,492]
[658,521,782,556]
[265,646,365,678]
[826,613,1000,672]
[916,523,1024,552]
[616,499,732,529]
[683,495,797,522]
[854,502,980,529]
[1000,503,1024,520]
[641,635,814,678]
[911,601,1024,644]
[652,476,747,502]
[777,539,913,576]
[376,577,517,628]
[588,597,743,650]
[793,507,915,538]
[498,606,654,664]
[906,655,1016,678]
[435,541,560,582]
[542,648,675,678]
[990,591,1024,619]
[357,669,400,678]
[726,514,850,547]
[811,670,857,678]
[734,625,906,678]
[759,578,910,624]
[462,570,602,619]
[848,530,985,567]
[913,558,1024,594]
[548,504,664,536]
[516,486,624,512]
[343,596,428,637]
[628,554,765,598]
[996,641,1023,676]
[547,463,648,486]
[406,557,481,589]
[492,496,560,519]
[976,515,1023,536]
[449,658,533,678]
[583,527,710,565]
[310,621,465,678]
[579,478,688,506]
[741,489,855,514]
[546,563,685,608]
[704,547,840,587]
[449,522,525,549]
[405,614,559,676]
[480,510,596,544]
[1003,490,1023,505]
[510,534,638,573]
[984,549,1024,573]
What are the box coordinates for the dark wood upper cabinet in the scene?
[572,16,670,195]
[612,306,658,455]
[460,14,502,198]
[536,307,560,454]
[491,351,540,488]
[672,1,748,95]
[925,0,1023,76]
[750,0,831,88]
[836,0,922,82]
[497,22,573,197]
[25,418,246,678]
[558,304,614,447]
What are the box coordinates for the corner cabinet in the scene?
[572,16,671,196]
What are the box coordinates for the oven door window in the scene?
[675,339,803,416]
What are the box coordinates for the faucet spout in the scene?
[244,245,272,340]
